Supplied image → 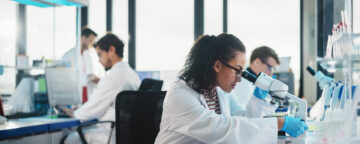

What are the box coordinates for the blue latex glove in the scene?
[281,116,308,137]
[253,87,268,99]
[253,75,276,99]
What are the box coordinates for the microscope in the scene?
[241,71,308,121]
[306,66,334,90]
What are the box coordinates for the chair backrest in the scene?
[115,91,166,144]
[138,78,163,91]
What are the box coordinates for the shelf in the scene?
[316,55,360,62]
[316,56,360,71]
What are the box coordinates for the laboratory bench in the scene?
[277,117,360,144]
[1,116,360,144]
[0,117,96,144]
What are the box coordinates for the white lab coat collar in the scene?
[179,81,225,114]
[197,92,225,115]
[182,80,234,116]
[111,61,126,69]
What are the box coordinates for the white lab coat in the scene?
[245,95,278,118]
[232,70,277,118]
[65,61,141,144]
[155,80,278,144]
[62,47,105,97]
[232,77,254,109]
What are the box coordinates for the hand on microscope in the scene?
[280,116,308,137]
[253,75,277,100]
[253,87,268,99]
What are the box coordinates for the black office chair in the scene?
[74,79,164,144]
[138,78,163,91]
[76,120,115,144]
[116,91,166,144]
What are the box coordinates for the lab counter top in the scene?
[0,117,96,140]
[2,116,360,143]
[278,134,360,144]
[277,117,360,144]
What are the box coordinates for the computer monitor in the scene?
[273,72,294,94]
[45,68,81,106]
[136,71,161,81]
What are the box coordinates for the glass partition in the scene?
[0,1,17,94]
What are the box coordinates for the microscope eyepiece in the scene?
[241,71,257,83]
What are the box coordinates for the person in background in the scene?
[64,33,141,144]
[155,34,307,143]
[62,27,105,101]
[232,46,281,118]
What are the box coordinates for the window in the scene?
[54,7,77,60]
[88,0,106,37]
[136,0,194,71]
[354,0,360,33]
[27,6,54,60]
[27,6,76,60]
[112,0,129,62]
[0,1,17,94]
[204,0,223,35]
[228,0,300,94]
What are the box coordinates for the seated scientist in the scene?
[155,34,307,144]
[233,46,281,118]
[63,33,141,144]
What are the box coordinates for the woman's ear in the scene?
[213,60,221,73]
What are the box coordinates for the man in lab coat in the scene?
[64,33,141,144]
[233,46,280,118]
[62,27,105,101]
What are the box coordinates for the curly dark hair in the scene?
[179,33,246,94]
[94,33,124,57]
